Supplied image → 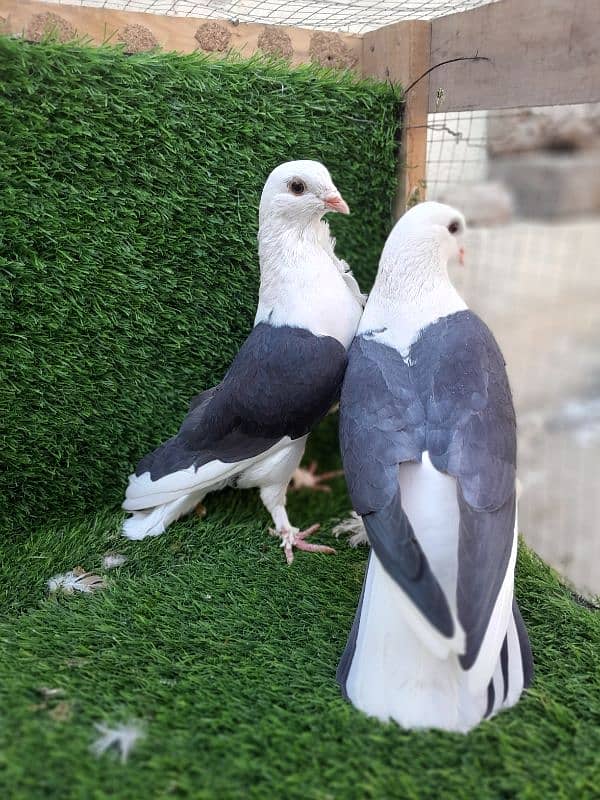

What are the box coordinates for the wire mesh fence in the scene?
[427,106,600,595]
[43,0,498,32]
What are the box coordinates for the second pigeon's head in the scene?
[259,160,349,228]
[384,201,467,269]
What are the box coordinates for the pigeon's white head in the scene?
[385,201,467,268]
[259,160,349,228]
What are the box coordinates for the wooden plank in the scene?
[363,21,431,216]
[0,0,362,66]
[429,0,600,112]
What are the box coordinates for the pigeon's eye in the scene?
[448,220,461,234]
[289,179,306,196]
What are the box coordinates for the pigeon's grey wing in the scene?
[136,323,348,481]
[413,311,518,672]
[339,335,455,638]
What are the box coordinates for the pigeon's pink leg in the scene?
[275,524,336,565]
[289,461,344,493]
[260,485,336,565]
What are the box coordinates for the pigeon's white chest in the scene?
[298,274,363,348]
[256,260,363,350]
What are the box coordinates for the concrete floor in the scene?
[451,218,600,596]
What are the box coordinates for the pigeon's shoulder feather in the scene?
[184,322,348,443]
[340,310,516,515]
[339,336,453,640]
[340,334,424,514]
[412,309,516,511]
[137,323,348,481]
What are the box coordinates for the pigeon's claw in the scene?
[289,462,344,493]
[270,524,336,565]
[332,511,369,547]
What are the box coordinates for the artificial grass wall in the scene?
[0,37,401,535]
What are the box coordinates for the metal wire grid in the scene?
[426,109,489,197]
[43,0,499,33]
[458,217,600,596]
[427,108,600,594]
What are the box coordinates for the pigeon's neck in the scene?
[359,238,467,356]
[257,218,324,278]
[255,219,362,347]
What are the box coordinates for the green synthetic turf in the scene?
[0,461,599,799]
[0,37,401,535]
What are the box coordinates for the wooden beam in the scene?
[0,0,362,66]
[429,0,600,112]
[363,21,431,217]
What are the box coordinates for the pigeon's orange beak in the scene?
[323,192,350,215]
[458,246,465,266]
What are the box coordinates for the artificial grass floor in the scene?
[1,432,599,799]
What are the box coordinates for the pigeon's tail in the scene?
[122,492,204,541]
[123,440,243,513]
[475,599,533,725]
[337,552,532,733]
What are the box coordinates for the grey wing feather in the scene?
[340,312,524,668]
[412,311,518,669]
[513,599,534,688]
[456,492,516,669]
[136,323,348,481]
[339,336,454,638]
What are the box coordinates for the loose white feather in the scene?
[48,570,106,594]
[91,722,145,763]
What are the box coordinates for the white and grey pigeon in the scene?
[122,160,365,563]
[337,202,533,732]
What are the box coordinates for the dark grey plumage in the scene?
[339,310,527,671]
[135,322,348,485]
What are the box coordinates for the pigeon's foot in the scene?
[332,512,369,547]
[195,502,207,518]
[271,524,336,565]
[289,461,343,493]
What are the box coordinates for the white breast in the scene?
[284,272,362,347]
[255,235,363,349]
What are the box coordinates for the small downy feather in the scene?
[48,568,106,594]
[101,553,128,570]
[91,721,145,763]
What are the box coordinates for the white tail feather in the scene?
[345,553,527,732]
[123,438,295,512]
[122,493,202,540]
[346,553,464,731]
